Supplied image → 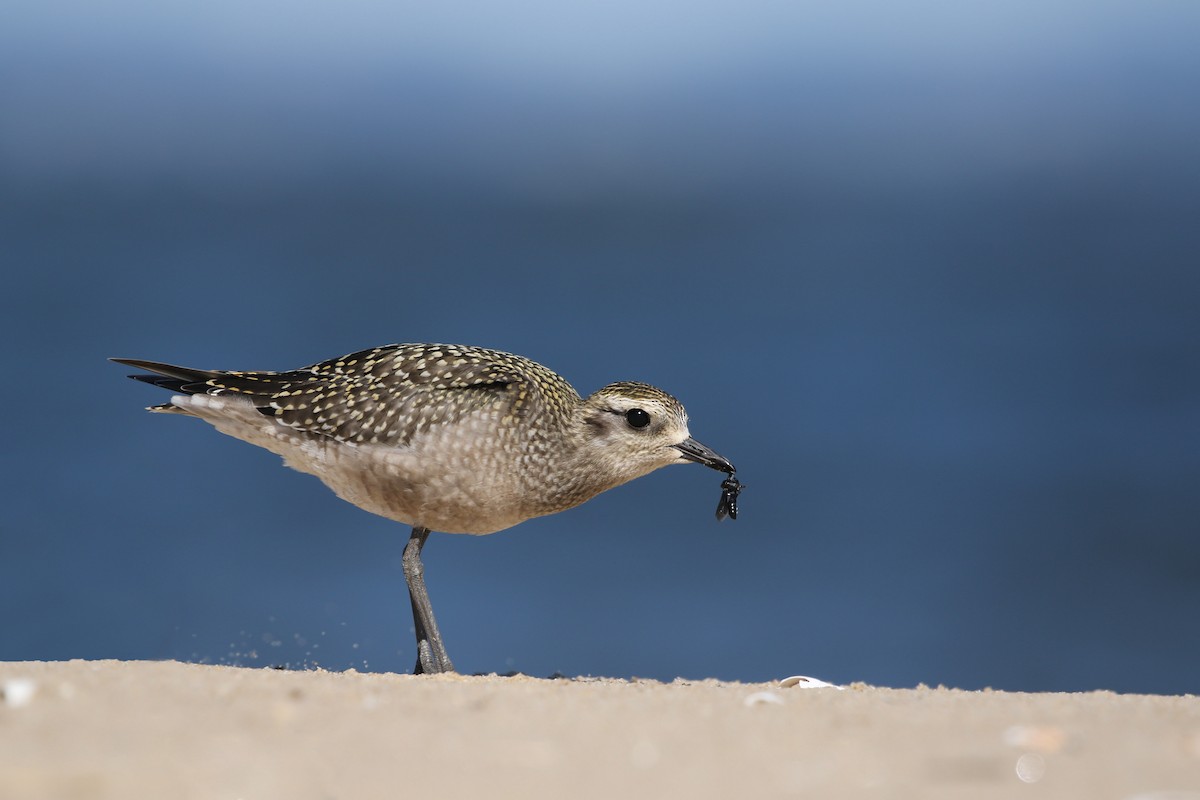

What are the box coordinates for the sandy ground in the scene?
[1,660,1198,799]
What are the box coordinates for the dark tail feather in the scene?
[110,358,221,395]
[127,373,191,392]
[110,357,307,398]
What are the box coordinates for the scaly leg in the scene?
[402,527,455,674]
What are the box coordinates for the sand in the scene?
[1,660,1198,799]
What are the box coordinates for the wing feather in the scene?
[114,343,580,447]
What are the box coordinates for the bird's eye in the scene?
[625,408,651,429]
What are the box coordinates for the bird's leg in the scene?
[402,526,455,675]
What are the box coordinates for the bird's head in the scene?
[574,381,735,485]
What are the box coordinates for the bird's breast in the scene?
[313,408,580,533]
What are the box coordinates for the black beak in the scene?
[674,437,736,474]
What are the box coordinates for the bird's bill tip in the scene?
[674,437,735,474]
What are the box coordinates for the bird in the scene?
[112,343,738,674]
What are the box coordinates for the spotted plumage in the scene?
[132,344,577,446]
[113,342,737,674]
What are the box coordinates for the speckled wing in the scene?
[258,343,582,447]
[115,344,580,447]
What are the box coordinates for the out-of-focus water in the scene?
[2,1,1198,692]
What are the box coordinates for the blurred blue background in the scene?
[2,1,1198,693]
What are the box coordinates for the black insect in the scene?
[715,474,743,521]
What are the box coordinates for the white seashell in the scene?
[2,678,36,708]
[743,691,785,706]
[779,675,844,690]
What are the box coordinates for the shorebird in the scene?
[113,343,739,674]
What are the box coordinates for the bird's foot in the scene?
[413,639,456,675]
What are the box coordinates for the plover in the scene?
[113,343,738,674]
